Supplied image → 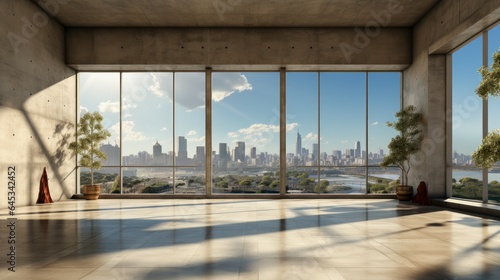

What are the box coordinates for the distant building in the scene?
[153,141,163,165]
[196,146,205,166]
[100,142,120,166]
[355,141,361,158]
[178,136,188,164]
[251,147,257,159]
[295,132,302,156]
[312,143,318,161]
[235,141,245,163]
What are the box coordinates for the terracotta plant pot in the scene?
[83,185,101,200]
[396,185,413,201]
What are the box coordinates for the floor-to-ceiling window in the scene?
[450,23,500,203]
[286,72,319,193]
[78,72,121,194]
[212,72,280,194]
[319,73,366,194]
[286,72,401,195]
[367,72,401,193]
[77,70,401,196]
[79,72,205,195]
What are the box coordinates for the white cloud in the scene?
[238,123,280,135]
[227,132,239,138]
[161,127,168,131]
[341,140,348,144]
[109,122,120,134]
[98,100,120,113]
[286,123,299,131]
[110,120,147,142]
[305,132,318,140]
[98,98,136,113]
[188,136,205,142]
[149,73,166,97]
[371,121,379,125]
[79,106,89,116]
[212,73,253,102]
[187,130,197,136]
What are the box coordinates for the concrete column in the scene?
[0,0,76,206]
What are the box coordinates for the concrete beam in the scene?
[429,0,500,54]
[66,27,412,71]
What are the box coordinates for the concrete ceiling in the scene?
[35,0,440,28]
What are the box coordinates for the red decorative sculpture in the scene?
[36,167,53,204]
[412,181,431,205]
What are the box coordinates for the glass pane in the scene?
[368,166,399,194]
[78,167,120,194]
[121,72,174,167]
[78,73,120,190]
[488,24,500,203]
[286,167,318,194]
[175,73,205,167]
[212,72,280,195]
[451,36,483,201]
[320,73,366,167]
[122,167,174,194]
[452,168,483,200]
[368,73,400,167]
[175,167,206,194]
[286,72,318,167]
[320,167,366,194]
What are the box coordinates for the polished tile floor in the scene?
[1,199,500,280]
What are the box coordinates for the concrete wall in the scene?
[65,27,412,71]
[0,0,76,207]
[404,0,500,197]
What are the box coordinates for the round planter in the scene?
[396,185,413,201]
[83,185,101,200]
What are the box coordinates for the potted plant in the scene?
[380,105,423,201]
[69,111,111,200]
[472,50,500,169]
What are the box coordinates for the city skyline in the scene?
[100,136,386,168]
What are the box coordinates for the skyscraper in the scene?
[196,146,205,166]
[235,141,245,163]
[312,143,318,161]
[178,136,187,163]
[153,140,163,165]
[295,132,302,156]
[219,143,228,160]
[250,147,257,159]
[355,141,361,158]
[100,142,120,165]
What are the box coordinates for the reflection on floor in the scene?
[1,199,500,280]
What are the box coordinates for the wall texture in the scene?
[404,0,500,197]
[65,27,412,71]
[0,0,76,207]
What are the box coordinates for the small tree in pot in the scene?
[380,105,423,201]
[69,111,111,200]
